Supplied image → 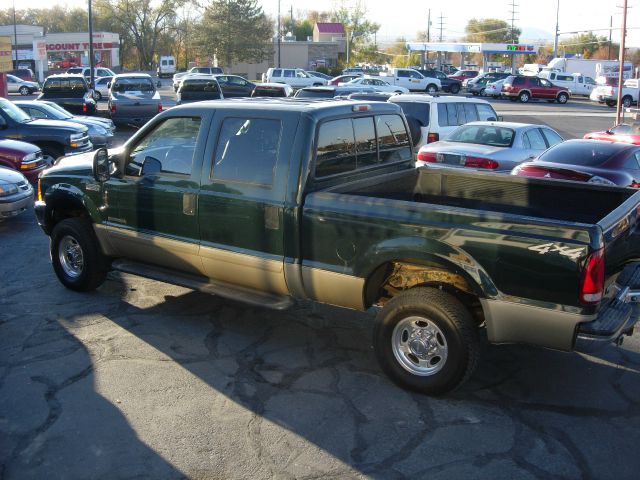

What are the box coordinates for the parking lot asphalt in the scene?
[2,94,640,479]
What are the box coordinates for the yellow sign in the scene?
[0,36,12,72]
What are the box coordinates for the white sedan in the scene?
[340,76,409,93]
[484,79,505,98]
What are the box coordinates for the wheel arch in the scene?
[41,184,101,235]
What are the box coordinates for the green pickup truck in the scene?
[35,99,640,394]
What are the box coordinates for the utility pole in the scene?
[608,16,612,60]
[438,13,445,69]
[12,0,18,69]
[508,0,519,72]
[615,0,628,126]
[277,0,281,67]
[88,0,95,90]
[553,0,559,58]
[426,9,431,67]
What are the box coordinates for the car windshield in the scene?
[113,78,154,92]
[537,142,625,167]
[0,98,31,123]
[448,125,515,147]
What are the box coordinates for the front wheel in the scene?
[450,84,460,94]
[556,92,569,104]
[622,96,633,108]
[606,100,616,107]
[374,287,480,395]
[51,218,108,292]
[426,84,438,94]
[19,86,30,95]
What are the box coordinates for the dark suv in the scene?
[37,74,97,115]
[416,69,461,94]
[502,75,570,104]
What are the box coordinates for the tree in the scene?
[465,19,520,44]
[560,32,608,58]
[329,1,379,67]
[197,0,273,70]
[94,0,182,70]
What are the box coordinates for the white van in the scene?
[264,68,327,88]
[157,56,176,78]
[389,95,500,150]
[538,71,596,97]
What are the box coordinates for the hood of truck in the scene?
[25,118,89,135]
[43,150,94,177]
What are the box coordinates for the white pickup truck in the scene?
[590,78,640,108]
[539,71,596,97]
[381,68,441,93]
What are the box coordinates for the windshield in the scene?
[0,98,31,123]
[537,142,625,167]
[448,125,515,147]
[181,79,221,92]
[294,89,334,98]
[112,78,155,92]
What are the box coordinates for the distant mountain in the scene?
[519,26,554,44]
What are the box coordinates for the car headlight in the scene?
[69,132,86,147]
[0,183,19,197]
[588,175,616,186]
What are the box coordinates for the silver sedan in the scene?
[6,74,40,96]
[415,121,565,172]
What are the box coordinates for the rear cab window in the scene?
[314,113,411,178]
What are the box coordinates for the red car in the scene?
[584,123,640,145]
[448,70,479,81]
[502,75,570,104]
[512,139,640,188]
[0,139,48,185]
[328,74,362,86]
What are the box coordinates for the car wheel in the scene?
[40,144,64,165]
[450,84,460,94]
[50,218,108,292]
[374,287,480,395]
[556,92,569,104]
[622,96,633,108]
[471,92,478,96]
[606,100,616,107]
[94,91,102,101]
[426,84,438,94]
[19,86,30,95]
[479,88,485,96]
[405,115,423,146]
[518,91,530,103]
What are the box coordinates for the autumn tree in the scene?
[560,32,607,58]
[465,19,520,44]
[197,0,273,71]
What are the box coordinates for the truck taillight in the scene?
[464,156,498,169]
[416,151,437,163]
[111,104,116,113]
[427,132,439,143]
[580,248,605,305]
[158,103,163,113]
[82,103,87,113]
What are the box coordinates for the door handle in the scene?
[183,192,196,216]
[264,205,280,230]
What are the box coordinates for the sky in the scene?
[18,0,640,49]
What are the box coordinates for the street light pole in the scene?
[12,0,18,68]
[88,0,95,89]
[615,0,628,126]
[277,0,281,68]
[553,0,560,58]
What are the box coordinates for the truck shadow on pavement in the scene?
[48,272,640,479]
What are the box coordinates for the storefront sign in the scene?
[33,39,47,60]
[0,36,12,71]
[46,42,116,51]
[506,44,536,52]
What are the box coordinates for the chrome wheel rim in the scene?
[392,316,448,376]
[59,235,84,278]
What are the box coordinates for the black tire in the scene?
[479,88,485,96]
[19,86,30,95]
[556,92,568,104]
[50,218,108,292]
[606,100,616,107]
[450,84,460,94]
[622,96,633,108]
[426,84,438,94]
[374,287,480,395]
[94,91,102,101]
[518,91,530,103]
[405,115,423,147]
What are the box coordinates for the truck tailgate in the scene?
[598,191,640,277]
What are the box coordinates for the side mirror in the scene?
[141,156,162,175]
[93,148,110,182]
[107,82,111,89]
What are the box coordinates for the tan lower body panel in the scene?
[95,224,204,275]
[200,245,289,296]
[301,266,365,311]
[481,298,595,351]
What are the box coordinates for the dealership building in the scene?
[0,25,120,81]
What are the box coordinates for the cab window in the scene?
[127,117,201,176]
[212,117,282,186]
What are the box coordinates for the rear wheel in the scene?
[518,91,530,103]
[479,88,485,96]
[622,96,633,108]
[19,86,30,95]
[606,100,616,107]
[374,287,480,395]
[51,218,108,292]
[556,92,569,104]
[450,84,460,94]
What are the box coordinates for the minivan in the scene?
[157,56,176,78]
[264,68,327,88]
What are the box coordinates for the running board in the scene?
[111,259,294,310]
